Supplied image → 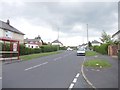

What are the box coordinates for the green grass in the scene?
[84,59,111,68]
[86,51,98,56]
[20,51,61,60]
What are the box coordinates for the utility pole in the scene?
[57,27,59,51]
[87,24,89,50]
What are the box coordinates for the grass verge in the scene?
[20,51,61,60]
[86,51,98,56]
[84,59,111,68]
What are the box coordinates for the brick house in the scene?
[0,20,25,43]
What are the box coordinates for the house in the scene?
[91,40,101,46]
[51,39,63,47]
[108,30,120,56]
[24,36,42,48]
[112,30,120,42]
[0,20,25,43]
[78,43,87,49]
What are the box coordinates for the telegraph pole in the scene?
[57,27,59,51]
[87,24,89,50]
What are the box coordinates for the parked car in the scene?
[77,48,85,56]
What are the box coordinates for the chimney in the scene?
[6,19,10,25]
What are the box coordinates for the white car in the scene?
[77,48,85,56]
[67,47,73,51]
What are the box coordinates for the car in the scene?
[77,48,85,56]
[67,47,73,51]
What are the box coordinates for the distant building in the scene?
[0,20,25,43]
[91,40,101,46]
[24,36,42,48]
[78,43,87,49]
[51,39,63,47]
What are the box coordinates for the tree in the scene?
[88,41,92,47]
[100,30,113,43]
[88,41,92,50]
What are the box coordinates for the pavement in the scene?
[2,50,89,88]
[83,54,118,88]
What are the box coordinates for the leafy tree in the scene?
[100,30,113,43]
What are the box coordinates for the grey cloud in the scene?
[0,2,118,38]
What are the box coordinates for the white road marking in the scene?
[69,73,80,89]
[69,83,74,89]
[24,62,48,71]
[54,57,62,61]
[73,78,77,83]
[75,73,80,78]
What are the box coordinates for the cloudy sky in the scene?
[0,0,119,46]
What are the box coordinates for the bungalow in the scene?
[0,20,25,43]
[24,36,42,48]
[51,39,63,47]
[91,40,101,46]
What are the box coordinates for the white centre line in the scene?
[69,83,74,89]
[73,78,77,83]
[75,73,80,78]
[24,62,48,71]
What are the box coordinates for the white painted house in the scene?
[112,30,120,42]
[51,39,63,47]
[24,36,42,48]
[91,40,101,46]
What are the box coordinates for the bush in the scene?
[40,45,58,52]
[93,43,110,55]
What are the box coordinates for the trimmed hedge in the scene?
[1,43,58,57]
[93,43,110,55]
[40,45,58,52]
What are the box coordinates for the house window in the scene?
[36,46,38,48]
[31,46,33,48]
[28,45,30,47]
[5,30,12,38]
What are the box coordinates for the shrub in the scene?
[93,43,110,55]
[40,45,58,52]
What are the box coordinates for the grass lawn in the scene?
[20,51,61,60]
[86,51,98,56]
[84,59,111,68]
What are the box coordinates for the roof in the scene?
[52,39,63,45]
[0,20,25,35]
[112,30,120,38]
[24,39,41,42]
[92,40,100,43]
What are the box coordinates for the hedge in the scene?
[40,45,58,52]
[1,43,58,57]
[93,43,110,55]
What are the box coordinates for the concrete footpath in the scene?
[83,54,118,88]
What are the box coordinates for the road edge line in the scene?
[81,57,96,89]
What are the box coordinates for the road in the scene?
[2,50,89,88]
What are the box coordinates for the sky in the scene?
[0,0,119,46]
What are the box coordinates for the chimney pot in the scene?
[7,19,10,25]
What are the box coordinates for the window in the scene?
[31,46,33,48]
[36,46,38,48]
